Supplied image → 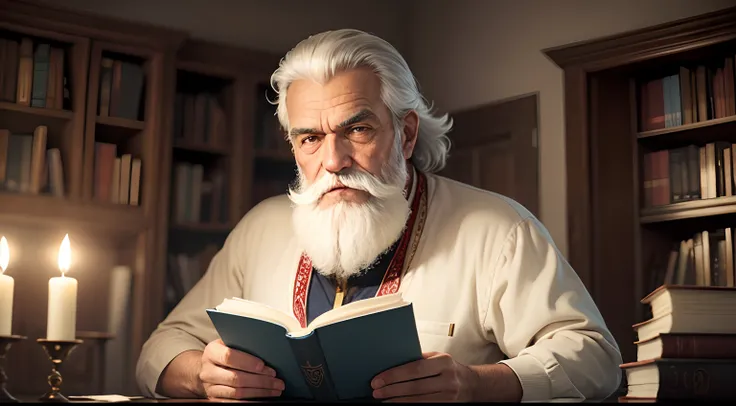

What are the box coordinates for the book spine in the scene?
[658,360,736,400]
[287,331,338,401]
[661,335,736,359]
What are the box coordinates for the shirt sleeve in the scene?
[485,218,623,401]
[135,227,245,398]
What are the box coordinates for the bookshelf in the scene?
[544,6,736,364]
[0,0,189,397]
[156,39,282,317]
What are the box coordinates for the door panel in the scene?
[440,94,539,216]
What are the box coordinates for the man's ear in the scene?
[401,110,419,159]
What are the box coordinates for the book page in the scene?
[215,297,302,332]
[295,293,408,335]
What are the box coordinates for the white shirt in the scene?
[136,172,622,401]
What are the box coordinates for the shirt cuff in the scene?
[136,332,206,398]
[498,354,552,402]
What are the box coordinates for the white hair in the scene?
[270,28,453,173]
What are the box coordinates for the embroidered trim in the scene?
[376,173,427,296]
[291,171,429,328]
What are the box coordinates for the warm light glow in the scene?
[0,236,8,273]
[58,234,71,276]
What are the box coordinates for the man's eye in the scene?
[350,126,369,133]
[302,135,319,144]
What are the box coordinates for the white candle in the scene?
[0,236,13,336]
[47,234,77,341]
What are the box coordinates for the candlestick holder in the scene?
[0,335,26,403]
[37,338,83,403]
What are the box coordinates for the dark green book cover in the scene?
[205,297,423,401]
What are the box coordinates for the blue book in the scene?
[206,293,423,401]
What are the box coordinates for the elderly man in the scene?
[136,29,622,402]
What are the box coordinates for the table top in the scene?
[12,394,647,403]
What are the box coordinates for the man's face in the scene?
[283,68,419,279]
[286,68,406,208]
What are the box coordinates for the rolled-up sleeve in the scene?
[135,228,245,398]
[487,218,622,401]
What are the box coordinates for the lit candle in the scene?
[47,234,77,341]
[0,236,13,336]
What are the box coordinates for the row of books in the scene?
[172,92,228,148]
[0,126,64,196]
[621,284,736,401]
[93,142,141,206]
[642,142,733,207]
[639,57,735,132]
[0,37,69,109]
[647,228,736,300]
[171,162,229,225]
[97,57,145,121]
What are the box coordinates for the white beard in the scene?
[287,137,410,280]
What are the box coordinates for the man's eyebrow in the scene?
[289,127,320,137]
[336,109,376,129]
[288,109,377,138]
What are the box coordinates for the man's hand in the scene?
[200,339,285,399]
[371,352,478,402]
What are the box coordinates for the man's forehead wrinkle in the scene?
[293,96,374,133]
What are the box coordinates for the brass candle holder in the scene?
[37,338,83,403]
[0,335,26,403]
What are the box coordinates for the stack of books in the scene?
[620,285,736,401]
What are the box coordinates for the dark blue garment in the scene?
[306,241,400,325]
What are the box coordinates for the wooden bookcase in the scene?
[0,0,191,396]
[155,38,281,318]
[545,7,736,364]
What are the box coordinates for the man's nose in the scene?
[321,134,352,174]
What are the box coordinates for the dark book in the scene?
[2,39,18,102]
[118,62,144,120]
[206,293,423,401]
[30,43,50,107]
[98,58,114,116]
[669,147,683,202]
[622,358,736,400]
[636,333,736,360]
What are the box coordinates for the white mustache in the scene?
[288,168,403,207]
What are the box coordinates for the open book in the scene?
[206,293,422,401]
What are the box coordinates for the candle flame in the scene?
[58,234,71,276]
[0,236,8,273]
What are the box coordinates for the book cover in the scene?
[205,293,423,401]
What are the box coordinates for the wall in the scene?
[44,0,409,55]
[406,0,736,256]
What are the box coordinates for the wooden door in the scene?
[440,93,539,216]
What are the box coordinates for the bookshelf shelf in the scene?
[640,196,736,224]
[173,140,228,155]
[0,192,147,235]
[0,101,72,120]
[95,115,145,131]
[637,114,736,139]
